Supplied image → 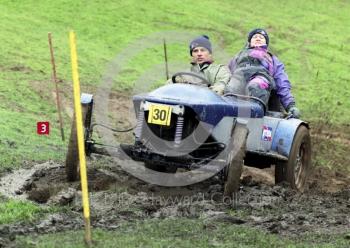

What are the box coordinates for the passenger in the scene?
[227,28,300,118]
[173,35,231,95]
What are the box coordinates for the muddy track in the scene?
[0,160,349,246]
[6,88,347,247]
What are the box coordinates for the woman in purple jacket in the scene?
[227,28,300,118]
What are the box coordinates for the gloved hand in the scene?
[173,75,187,84]
[210,83,225,95]
[286,104,301,118]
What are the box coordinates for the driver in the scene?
[227,28,300,118]
[187,35,231,95]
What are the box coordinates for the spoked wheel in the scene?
[275,125,311,191]
[224,123,248,197]
[65,103,92,181]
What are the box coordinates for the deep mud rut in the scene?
[1,89,348,246]
[0,159,349,246]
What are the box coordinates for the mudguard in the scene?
[271,118,309,157]
[246,116,309,160]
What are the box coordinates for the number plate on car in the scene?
[147,104,172,126]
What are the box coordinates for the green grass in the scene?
[312,133,350,173]
[15,218,350,248]
[1,0,350,246]
[1,0,350,171]
[0,198,47,224]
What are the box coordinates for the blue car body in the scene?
[132,83,308,166]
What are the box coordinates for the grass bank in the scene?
[16,218,350,248]
[1,0,349,170]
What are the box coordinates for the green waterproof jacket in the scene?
[190,62,231,87]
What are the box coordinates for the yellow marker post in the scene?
[69,31,92,245]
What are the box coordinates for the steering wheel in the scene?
[171,72,211,86]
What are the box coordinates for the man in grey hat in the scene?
[174,35,231,95]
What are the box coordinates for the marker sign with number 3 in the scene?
[37,122,50,135]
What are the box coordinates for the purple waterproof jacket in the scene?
[228,48,295,109]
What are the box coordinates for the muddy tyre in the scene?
[224,124,248,197]
[65,105,90,181]
[275,125,311,191]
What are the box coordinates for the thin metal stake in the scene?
[163,38,169,80]
[48,32,65,141]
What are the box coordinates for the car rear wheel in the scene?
[275,125,311,191]
[224,123,248,197]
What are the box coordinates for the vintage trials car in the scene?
[65,72,311,196]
